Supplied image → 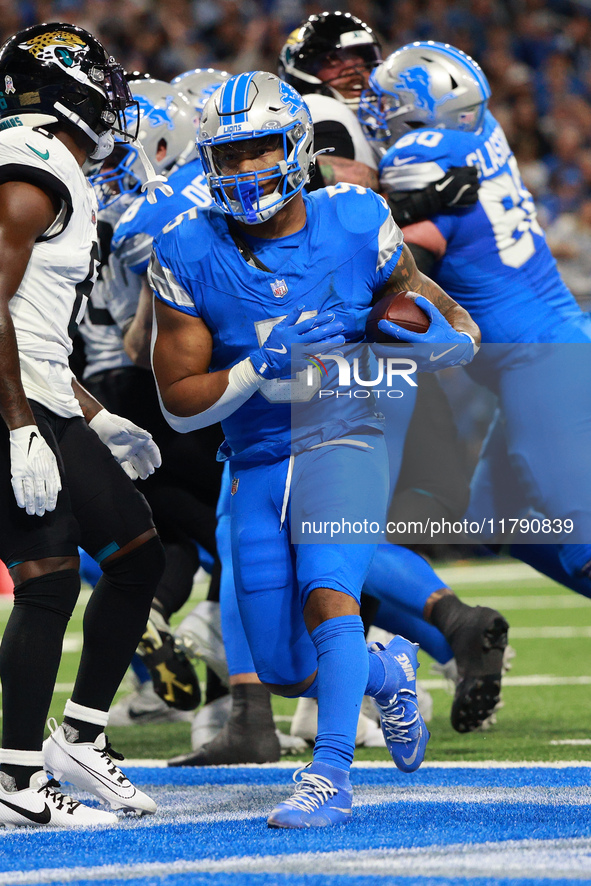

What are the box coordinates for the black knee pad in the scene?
[13,569,80,620]
[100,534,165,597]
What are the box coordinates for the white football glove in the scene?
[9,425,62,517]
[89,409,162,481]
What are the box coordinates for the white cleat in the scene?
[43,719,156,815]
[0,770,117,828]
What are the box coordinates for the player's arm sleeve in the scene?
[0,163,72,240]
[313,120,355,159]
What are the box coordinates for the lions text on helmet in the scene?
[198,71,315,225]
[0,22,137,160]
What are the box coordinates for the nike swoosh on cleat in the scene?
[60,746,136,799]
[0,797,51,824]
[429,345,458,362]
[267,345,287,354]
[330,806,352,813]
[401,728,422,767]
[26,144,50,161]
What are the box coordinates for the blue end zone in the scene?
[0,766,589,886]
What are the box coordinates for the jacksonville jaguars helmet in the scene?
[171,68,232,118]
[90,78,196,209]
[198,71,314,225]
[0,22,136,160]
[278,12,381,109]
[358,41,491,148]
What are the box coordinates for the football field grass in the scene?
[7,557,587,765]
[0,558,590,885]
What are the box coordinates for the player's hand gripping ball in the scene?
[365,291,430,342]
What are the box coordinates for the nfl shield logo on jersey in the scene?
[271,278,288,298]
[231,477,239,495]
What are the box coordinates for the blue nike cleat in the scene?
[267,762,352,828]
[369,635,430,772]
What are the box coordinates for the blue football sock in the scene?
[310,615,368,770]
[364,544,448,618]
[511,544,591,599]
[374,601,454,664]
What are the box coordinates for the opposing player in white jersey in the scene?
[83,76,227,723]
[0,23,166,826]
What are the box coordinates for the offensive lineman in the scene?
[149,71,480,827]
[0,24,165,826]
[367,42,591,588]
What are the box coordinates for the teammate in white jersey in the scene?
[0,23,166,827]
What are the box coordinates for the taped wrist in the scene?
[387,188,442,226]
[159,358,264,433]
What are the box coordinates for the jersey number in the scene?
[478,156,543,269]
[254,313,321,403]
[68,241,99,339]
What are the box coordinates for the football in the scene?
[365,291,430,342]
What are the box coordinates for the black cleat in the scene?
[449,607,510,733]
[168,684,280,766]
[139,609,201,712]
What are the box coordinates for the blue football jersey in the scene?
[150,185,403,463]
[379,111,591,344]
[112,157,212,275]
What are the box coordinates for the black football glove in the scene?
[387,166,480,226]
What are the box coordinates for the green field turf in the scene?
[3,558,590,765]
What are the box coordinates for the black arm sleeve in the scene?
[313,120,356,159]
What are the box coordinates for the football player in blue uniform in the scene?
[149,71,480,828]
[363,41,591,590]
[280,21,510,737]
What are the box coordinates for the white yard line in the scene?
[462,594,590,609]
[509,626,591,638]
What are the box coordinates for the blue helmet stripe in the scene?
[233,72,256,124]
[219,76,239,125]
[218,72,257,126]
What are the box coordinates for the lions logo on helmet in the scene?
[129,94,176,131]
[278,81,306,118]
[394,67,456,116]
[358,41,491,149]
[18,30,89,69]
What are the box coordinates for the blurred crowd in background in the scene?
[4,0,591,305]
